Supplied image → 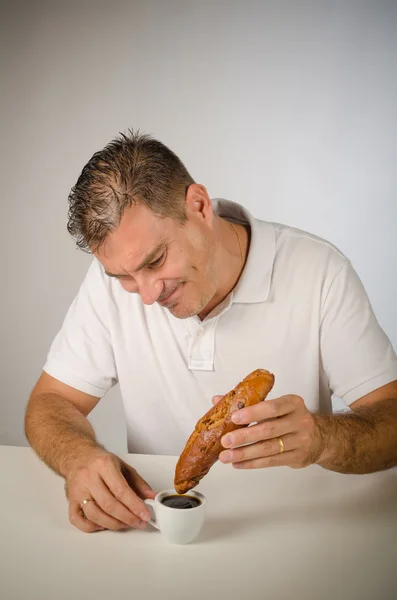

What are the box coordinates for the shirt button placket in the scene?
[195,325,207,369]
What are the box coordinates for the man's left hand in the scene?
[214,394,325,469]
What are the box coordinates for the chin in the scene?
[165,284,214,319]
[167,295,208,319]
[167,303,198,319]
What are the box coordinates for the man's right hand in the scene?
[65,450,157,533]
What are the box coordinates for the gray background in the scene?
[1,0,396,453]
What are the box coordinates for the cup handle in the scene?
[144,499,159,530]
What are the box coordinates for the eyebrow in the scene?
[104,242,167,278]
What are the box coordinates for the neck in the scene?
[198,217,249,320]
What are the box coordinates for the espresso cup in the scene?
[144,488,206,544]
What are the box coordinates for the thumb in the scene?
[120,460,157,500]
[212,395,224,406]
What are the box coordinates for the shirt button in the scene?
[197,327,205,337]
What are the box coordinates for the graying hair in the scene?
[67,129,195,252]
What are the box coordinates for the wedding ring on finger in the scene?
[80,498,94,511]
[276,436,284,454]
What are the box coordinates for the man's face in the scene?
[93,189,219,319]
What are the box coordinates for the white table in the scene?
[1,446,396,600]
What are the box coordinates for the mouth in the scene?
[158,283,183,307]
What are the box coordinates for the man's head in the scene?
[67,130,222,319]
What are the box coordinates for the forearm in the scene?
[315,398,397,473]
[25,392,104,478]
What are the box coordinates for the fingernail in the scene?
[140,511,150,522]
[222,435,232,447]
[137,520,147,529]
[232,412,242,423]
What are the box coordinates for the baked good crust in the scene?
[174,369,275,494]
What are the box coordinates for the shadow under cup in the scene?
[144,489,206,545]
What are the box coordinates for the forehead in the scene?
[94,203,177,266]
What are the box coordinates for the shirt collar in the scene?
[212,198,275,304]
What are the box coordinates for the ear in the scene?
[185,184,213,225]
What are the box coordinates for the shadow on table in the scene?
[198,514,263,543]
[199,472,397,542]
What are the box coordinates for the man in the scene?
[25,130,397,534]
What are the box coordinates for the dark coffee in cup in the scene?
[161,495,202,509]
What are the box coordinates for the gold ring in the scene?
[80,498,94,509]
[277,437,284,453]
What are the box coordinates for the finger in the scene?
[232,450,301,469]
[81,497,146,531]
[99,457,153,522]
[69,503,106,534]
[120,461,157,500]
[91,477,148,528]
[219,433,297,464]
[212,395,224,406]
[221,417,294,448]
[231,395,300,426]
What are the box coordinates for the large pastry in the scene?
[174,369,275,494]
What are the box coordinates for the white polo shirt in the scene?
[44,199,397,455]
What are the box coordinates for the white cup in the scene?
[144,488,206,545]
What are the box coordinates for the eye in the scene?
[148,250,167,269]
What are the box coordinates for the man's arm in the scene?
[25,371,102,477]
[217,380,397,474]
[315,380,397,473]
[25,372,154,533]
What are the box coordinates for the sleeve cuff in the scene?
[43,359,111,398]
[341,368,397,406]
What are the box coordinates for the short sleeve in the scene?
[43,259,118,397]
[320,260,397,405]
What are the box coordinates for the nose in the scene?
[119,274,163,304]
[120,279,139,294]
[136,275,163,305]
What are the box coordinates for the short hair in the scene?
[67,129,195,252]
